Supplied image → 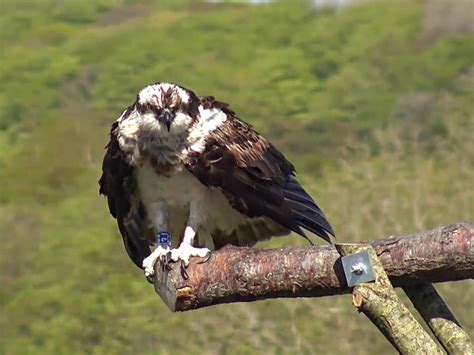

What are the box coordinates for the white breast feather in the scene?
[135,163,247,247]
[187,106,227,153]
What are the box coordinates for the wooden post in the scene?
[150,222,473,312]
[404,283,473,354]
[336,244,443,355]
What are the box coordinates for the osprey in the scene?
[99,82,334,279]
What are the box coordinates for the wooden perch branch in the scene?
[404,283,473,354]
[336,244,443,354]
[151,222,473,312]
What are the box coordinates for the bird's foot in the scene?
[144,239,210,281]
[170,244,210,280]
[143,245,171,279]
[170,243,210,267]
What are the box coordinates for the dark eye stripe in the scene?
[150,106,162,115]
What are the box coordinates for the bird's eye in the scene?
[150,106,162,116]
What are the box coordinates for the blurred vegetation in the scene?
[0,0,473,354]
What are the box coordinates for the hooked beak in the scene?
[160,110,173,132]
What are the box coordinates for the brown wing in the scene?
[186,97,335,245]
[99,121,151,268]
[209,218,290,249]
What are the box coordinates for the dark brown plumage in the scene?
[99,121,151,268]
[99,83,334,272]
[185,96,334,244]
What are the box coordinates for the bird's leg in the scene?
[142,202,171,278]
[170,201,210,275]
[170,227,211,265]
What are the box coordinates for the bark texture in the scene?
[150,222,473,312]
[404,283,473,354]
[336,244,443,355]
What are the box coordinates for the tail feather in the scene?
[283,189,316,205]
[292,215,332,244]
[283,175,335,244]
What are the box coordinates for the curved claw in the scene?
[160,253,172,272]
[144,251,172,283]
[197,250,212,264]
[144,256,160,283]
[146,273,158,284]
[180,260,189,279]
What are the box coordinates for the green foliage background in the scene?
[0,0,472,354]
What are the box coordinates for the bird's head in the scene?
[135,82,200,133]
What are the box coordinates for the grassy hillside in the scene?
[1,1,473,354]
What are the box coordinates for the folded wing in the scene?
[99,121,151,268]
[185,97,335,245]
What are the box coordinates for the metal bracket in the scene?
[341,250,376,287]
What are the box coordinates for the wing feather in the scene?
[186,97,335,245]
[99,122,150,268]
